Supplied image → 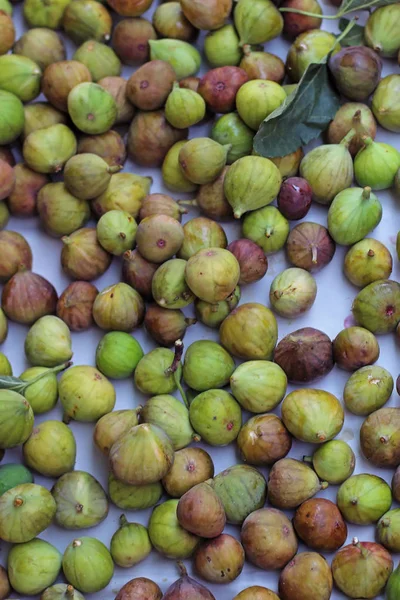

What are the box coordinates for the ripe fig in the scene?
[162,447,214,498]
[195,287,240,328]
[344,364,394,415]
[177,481,226,538]
[377,509,400,552]
[115,578,162,600]
[236,79,286,131]
[352,279,400,334]
[189,389,242,446]
[59,365,115,422]
[163,562,215,600]
[13,29,65,71]
[179,137,230,185]
[141,394,198,450]
[310,439,356,484]
[286,29,340,82]
[108,473,163,511]
[92,172,152,219]
[62,537,114,593]
[134,344,183,395]
[126,60,176,110]
[148,499,200,559]
[139,193,186,222]
[178,217,227,260]
[98,76,135,125]
[220,303,278,360]
[61,228,112,281]
[42,60,92,112]
[64,153,120,201]
[277,177,312,220]
[269,267,317,318]
[23,124,77,174]
[198,66,249,114]
[194,534,245,584]
[183,340,234,392]
[0,390,34,448]
[180,0,232,30]
[93,283,145,332]
[268,458,327,509]
[25,316,73,367]
[242,206,289,253]
[37,183,90,238]
[57,281,98,332]
[282,0,322,38]
[354,137,400,190]
[372,74,400,133]
[333,326,379,371]
[77,130,126,168]
[239,47,285,82]
[0,483,56,542]
[136,214,184,263]
[8,538,61,596]
[0,230,32,282]
[227,239,268,285]
[234,0,283,45]
[2,270,57,325]
[23,420,76,478]
[7,163,48,217]
[329,46,382,101]
[327,103,377,156]
[204,24,241,67]
[344,238,393,287]
[52,470,108,529]
[293,498,347,551]
[152,259,194,309]
[73,40,121,82]
[94,409,140,455]
[62,0,112,44]
[230,360,287,413]
[153,2,198,42]
[279,552,333,600]
[360,407,400,467]
[191,166,232,220]
[233,588,280,600]
[241,508,298,570]
[365,4,400,57]
[337,473,392,524]
[145,305,195,347]
[122,249,158,300]
[149,39,201,80]
[211,113,254,164]
[286,221,336,272]
[162,140,198,193]
[185,247,240,304]
[166,83,205,129]
[237,414,292,465]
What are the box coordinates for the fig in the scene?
[57,281,98,332]
[242,206,289,253]
[230,360,287,413]
[149,39,201,80]
[2,270,57,325]
[282,388,343,443]
[0,352,11,375]
[139,193,186,222]
[329,46,382,101]
[286,221,336,273]
[13,28,65,70]
[328,186,382,246]
[37,183,90,238]
[333,326,380,371]
[64,154,120,201]
[282,0,322,38]
[136,214,184,263]
[108,473,163,510]
[52,470,108,529]
[134,344,183,395]
[233,588,280,600]
[19,365,64,414]
[0,308,7,343]
[327,103,377,156]
[332,538,393,598]
[62,537,114,593]
[145,305,196,346]
[68,82,117,135]
[189,389,242,446]
[7,163,48,217]
[162,140,198,193]
[241,508,298,570]
[293,498,347,551]
[354,137,400,190]
[179,76,200,91]
[8,539,62,595]
[92,172,152,219]
[377,509,400,552]
[365,4,400,57]
[92,283,145,332]
[151,260,194,309]
[277,177,312,220]
[286,29,340,82]
[77,129,126,168]
[0,10,14,55]
[279,552,332,600]
[310,439,356,484]
[23,124,77,174]
[0,230,32,282]
[194,534,245,583]
[0,90,24,145]
[62,0,111,44]
[141,394,198,450]
[239,47,285,82]
[187,166,232,219]
[338,473,392,524]
[269,267,317,318]
[23,420,76,477]
[41,584,85,600]
[126,60,176,111]
[59,365,116,422]
[387,563,400,600]
[0,203,9,230]
[195,285,238,324]
[0,483,56,542]
[122,250,157,301]
[360,407,400,467]
[177,481,226,538]
[220,303,278,360]
[393,467,400,503]
[0,147,14,165]
[372,74,400,133]
[73,40,121,82]
[227,239,267,285]
[204,24,241,67]
[185,247,240,304]
[23,0,70,29]
[0,566,10,600]
[112,16,156,61]
[352,279,400,334]
[153,2,198,42]
[61,228,112,281]
[162,447,214,498]
[236,80,286,131]
[344,238,392,288]
[163,562,215,600]
[94,408,140,455]
[180,0,231,30]
[42,60,92,112]
[148,499,200,559]
[127,110,187,168]
[98,76,135,125]
[0,55,41,102]
[183,340,235,391]
[115,578,162,600]
[0,390,34,448]
[166,84,206,129]
[25,316,73,367]
[211,113,254,164]
[96,210,137,256]
[344,364,394,415]
[96,332,143,379]
[110,515,151,567]
[234,0,283,45]
[237,414,292,465]
[268,458,327,509]
[0,160,14,203]
[198,66,249,114]
[179,137,229,185]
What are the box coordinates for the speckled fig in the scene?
[293,498,347,551]
[189,389,242,446]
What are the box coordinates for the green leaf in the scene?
[253,62,340,158]
[338,18,365,45]
[337,0,399,15]
[0,375,26,393]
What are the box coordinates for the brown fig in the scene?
[333,326,380,371]
[162,447,215,498]
[360,407,400,467]
[126,60,176,111]
[177,481,226,538]
[136,214,184,263]
[282,0,323,38]
[180,0,231,31]
[122,249,158,300]
[0,564,10,600]
[163,562,215,600]
[56,281,98,332]
[198,67,249,113]
[0,231,32,282]
[227,239,268,285]
[180,76,201,92]
[241,508,298,570]
[0,11,15,56]
[144,304,196,347]
[293,498,347,552]
[279,552,333,600]
[127,111,187,168]
[2,270,57,324]
[0,159,14,201]
[42,60,92,112]
[233,588,280,600]
[268,458,327,509]
[61,228,112,281]
[77,130,127,168]
[98,76,135,125]
[115,577,162,600]
[188,166,233,220]
[240,47,285,82]
[329,46,382,101]
[112,18,157,66]
[392,467,400,503]
[7,164,48,217]
[286,221,336,271]
[139,193,186,222]
[237,413,292,466]
[0,147,15,166]
[153,3,198,42]
[194,534,245,584]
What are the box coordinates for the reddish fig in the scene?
[293,498,347,552]
[177,482,226,538]
[144,304,196,347]
[122,250,158,300]
[77,130,126,168]
[184,166,233,220]
[286,222,336,271]
[282,0,322,38]
[333,326,380,371]
[227,239,268,285]
[0,147,15,166]
[279,552,332,600]
[277,177,312,220]
[112,18,157,66]
[2,270,57,324]
[198,67,249,113]
[268,458,327,509]
[0,159,15,201]
[139,193,186,222]
[194,534,245,584]
[7,164,48,217]
[163,563,215,600]
[56,282,98,332]
[0,231,33,282]
[126,60,176,111]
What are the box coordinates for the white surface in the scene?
[2,1,400,598]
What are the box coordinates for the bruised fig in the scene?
[327,103,377,156]
[268,458,327,509]
[7,163,48,217]
[52,470,108,529]
[332,539,393,599]
[269,267,317,318]
[333,326,379,371]
[77,130,126,168]
[293,498,347,551]
[194,534,245,584]
[360,407,400,467]
[177,481,226,538]
[239,47,285,82]
[286,222,336,272]
[277,177,312,220]
[2,270,57,324]
[198,67,248,113]
[139,193,186,222]
[57,281,98,332]
[337,473,392,524]
[279,553,332,600]
[344,238,393,287]
[352,279,400,334]
[241,508,298,570]
[178,217,227,260]
[145,305,196,346]
[126,60,176,111]
[237,414,292,466]
[149,499,200,559]
[61,228,112,281]
[42,60,92,112]
[274,327,334,383]
[227,239,268,284]
[122,250,158,300]
[163,562,215,600]
[115,578,162,600]
[0,230,32,282]
[162,447,215,498]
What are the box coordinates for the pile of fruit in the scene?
[0,0,400,597]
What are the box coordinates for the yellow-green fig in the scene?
[62,0,112,44]
[354,137,400,190]
[0,90,24,145]
[230,360,287,413]
[25,316,73,367]
[236,80,286,130]
[8,538,62,595]
[94,408,141,455]
[234,0,283,45]
[22,102,67,140]
[108,473,163,510]
[185,247,240,303]
[189,389,242,446]
[179,137,230,185]
[59,365,116,422]
[92,282,145,332]
[96,210,137,256]
[141,394,198,450]
[37,182,90,237]
[64,153,120,200]
[204,24,241,67]
[19,366,60,414]
[165,83,206,129]
[23,0,70,29]
[0,483,56,542]
[52,470,108,529]
[73,40,121,82]
[352,279,400,334]
[0,55,41,102]
[365,4,400,58]
[328,187,382,246]
[0,352,11,376]
[92,172,152,219]
[0,390,34,448]
[149,39,201,80]
[68,82,117,135]
[62,537,114,593]
[13,28,66,71]
[110,515,152,567]
[148,499,200,559]
[23,420,76,477]
[162,140,198,193]
[23,124,77,174]
[134,345,183,396]
[286,30,340,82]
[372,75,400,133]
[337,474,392,524]
[220,303,278,360]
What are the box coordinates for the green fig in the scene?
[189,389,242,446]
[59,365,115,422]
[68,82,117,135]
[92,283,145,332]
[0,463,33,495]
[328,186,382,245]
[337,473,392,524]
[377,509,400,552]
[0,0,12,15]
[108,473,163,510]
[93,409,141,455]
[372,75,400,133]
[8,539,62,595]
[236,80,286,131]
[13,29,66,71]
[110,515,152,567]
[0,55,41,102]
[186,247,240,304]
[211,465,267,524]
[211,113,254,164]
[64,153,120,200]
[152,258,195,309]
[344,365,394,415]
[243,206,289,253]
[162,447,215,498]
[230,360,287,413]
[310,440,356,484]
[183,340,235,391]
[134,345,183,396]
[195,286,240,328]
[148,499,200,559]
[165,83,205,129]
[387,562,400,600]
[179,137,230,185]
[0,308,7,344]
[18,366,60,414]
[268,458,327,509]
[23,0,70,29]
[22,102,67,140]
[352,279,400,334]
[365,4,400,58]
[0,90,23,144]
[0,352,11,376]
[23,124,77,174]
[162,140,198,193]
[37,182,90,237]
[0,483,56,542]
[234,0,283,45]
[25,316,72,367]
[92,172,152,219]
[269,267,317,317]
[96,210,137,256]
[52,470,108,529]
[110,423,174,485]
[204,24,241,67]
[141,395,198,450]
[23,420,76,477]
[0,390,34,448]
[354,137,400,190]
[95,332,143,379]
[344,238,393,287]
[149,39,201,80]
[220,303,278,360]
[73,40,121,82]
[62,0,112,44]
[286,29,340,82]
[62,537,114,593]
[224,156,282,218]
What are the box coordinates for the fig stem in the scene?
[119,514,128,527]
[177,199,197,208]
[311,245,318,264]
[362,187,371,200]
[175,375,189,409]
[320,481,329,490]
[340,128,356,147]
[18,361,73,393]
[108,165,122,174]
[66,585,75,598]
[167,340,190,408]
[303,455,313,463]
[177,561,188,577]
[185,318,197,326]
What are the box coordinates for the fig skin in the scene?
[282,0,322,38]
[274,327,334,383]
[139,193,186,222]
[352,279,400,334]
[162,447,215,498]
[220,303,278,360]
[122,249,158,300]
[114,577,162,600]
[198,67,249,113]
[286,221,336,272]
[237,414,292,465]
[77,130,126,168]
[42,60,92,112]
[149,499,200,559]
[268,458,327,509]
[195,288,240,329]
[333,326,379,371]
[2,270,58,325]
[94,409,140,455]
[144,304,196,347]
[239,47,285,83]
[0,230,32,282]
[329,46,382,101]
[269,267,316,318]
[279,552,333,600]
[233,588,280,600]
[241,508,298,570]
[136,214,184,263]
[7,163,48,217]
[230,360,287,413]
[186,247,240,304]
[177,481,226,538]
[108,474,163,511]
[0,159,14,201]
[153,2,198,42]
[112,18,157,66]
[61,228,112,282]
[192,166,233,220]
[344,237,393,287]
[178,217,227,260]
[194,534,245,583]
[56,281,98,332]
[327,103,377,156]
[311,439,356,484]
[126,60,176,111]
[360,407,400,467]
[0,565,10,600]
[106,0,153,17]
[377,509,400,552]
[23,420,76,478]
[98,76,135,125]
[180,0,232,31]
[344,365,394,416]
[293,498,348,551]
[277,176,312,220]
[227,239,268,285]
[337,473,392,525]
[286,30,340,82]
[392,467,400,503]
[163,562,216,600]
